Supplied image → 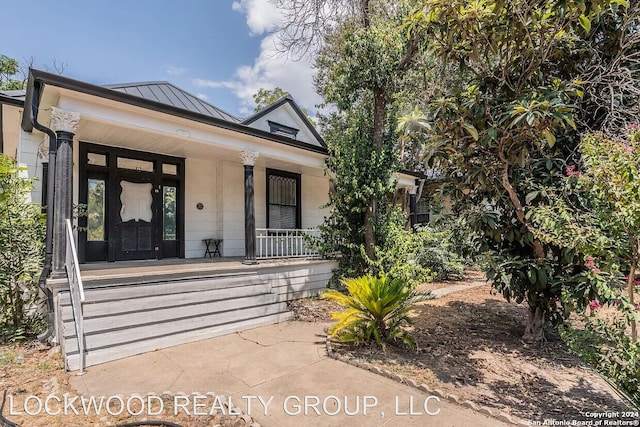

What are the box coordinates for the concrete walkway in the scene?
[70,322,509,426]
[430,280,488,298]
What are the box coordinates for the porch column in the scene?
[241,150,259,264]
[409,184,417,229]
[50,108,80,277]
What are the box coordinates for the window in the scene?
[416,198,431,224]
[267,169,301,229]
[162,163,178,175]
[117,157,154,172]
[87,179,106,241]
[87,153,107,167]
[267,120,299,139]
[163,186,177,240]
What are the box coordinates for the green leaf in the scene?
[527,268,537,285]
[610,0,629,7]
[526,191,539,204]
[578,15,591,32]
[463,123,479,141]
[538,268,547,286]
[542,129,556,147]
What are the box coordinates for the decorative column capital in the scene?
[50,107,80,134]
[240,150,259,166]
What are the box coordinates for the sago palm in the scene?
[322,274,433,349]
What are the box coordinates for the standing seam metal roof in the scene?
[104,82,240,123]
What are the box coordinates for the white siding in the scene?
[254,167,266,228]
[216,159,225,256]
[2,105,21,159]
[219,161,245,257]
[17,129,46,205]
[184,158,218,258]
[301,174,329,228]
[212,162,329,257]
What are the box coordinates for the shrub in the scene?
[323,274,433,349]
[560,315,640,408]
[0,154,46,341]
[365,212,434,286]
[413,225,465,280]
[434,214,484,266]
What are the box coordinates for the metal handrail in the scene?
[65,218,85,374]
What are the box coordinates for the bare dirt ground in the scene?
[290,270,633,422]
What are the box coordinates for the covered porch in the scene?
[29,79,330,268]
[20,69,335,371]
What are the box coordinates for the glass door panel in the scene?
[161,184,179,258]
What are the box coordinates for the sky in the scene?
[0,0,320,118]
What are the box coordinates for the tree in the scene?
[534,128,640,342]
[0,54,24,90]
[318,103,398,278]
[300,0,424,263]
[272,0,371,59]
[572,2,640,135]
[400,0,633,341]
[0,154,46,340]
[252,87,291,112]
[0,54,67,91]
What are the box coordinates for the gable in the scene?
[242,98,325,149]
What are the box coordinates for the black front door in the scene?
[115,177,157,261]
[78,143,185,263]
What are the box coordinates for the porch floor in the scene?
[77,256,326,283]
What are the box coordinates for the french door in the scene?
[79,143,184,263]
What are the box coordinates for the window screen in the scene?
[416,198,431,224]
[268,172,299,229]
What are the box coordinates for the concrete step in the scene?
[58,273,290,372]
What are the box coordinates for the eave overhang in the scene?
[21,69,328,155]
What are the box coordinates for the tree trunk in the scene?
[497,141,545,259]
[522,306,545,343]
[627,258,637,343]
[362,89,387,258]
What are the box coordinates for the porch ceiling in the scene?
[75,119,326,176]
[75,118,239,162]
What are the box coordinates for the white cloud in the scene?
[232,0,282,35]
[166,67,185,76]
[193,79,236,89]
[195,93,209,100]
[193,3,323,118]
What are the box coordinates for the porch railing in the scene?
[256,228,322,259]
[65,219,86,374]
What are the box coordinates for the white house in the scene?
[0,69,421,371]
